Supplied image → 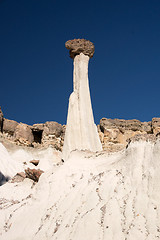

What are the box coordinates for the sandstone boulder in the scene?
[65,39,95,58]
[14,123,34,144]
[43,121,64,138]
[141,121,152,133]
[11,172,26,183]
[32,123,44,131]
[3,119,18,135]
[152,118,160,135]
[25,168,44,182]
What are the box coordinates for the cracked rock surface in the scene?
[0,140,160,239]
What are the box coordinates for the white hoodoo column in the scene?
[62,46,102,160]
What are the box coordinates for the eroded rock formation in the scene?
[3,119,18,136]
[0,110,65,150]
[98,117,160,152]
[1,108,160,154]
[62,39,102,160]
[14,123,34,146]
[152,117,160,134]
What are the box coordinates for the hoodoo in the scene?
[62,39,102,161]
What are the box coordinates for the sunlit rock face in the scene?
[62,51,102,161]
[0,140,160,239]
[1,38,160,240]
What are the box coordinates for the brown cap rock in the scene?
[65,39,95,58]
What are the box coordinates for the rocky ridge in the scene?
[0,107,160,153]
[98,117,160,152]
[0,108,65,151]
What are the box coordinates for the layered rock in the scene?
[98,117,159,152]
[0,111,64,150]
[100,118,152,133]
[152,118,160,135]
[62,39,102,160]
[1,104,160,154]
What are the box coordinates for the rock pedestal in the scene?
[62,39,102,160]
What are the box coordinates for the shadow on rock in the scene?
[0,172,10,186]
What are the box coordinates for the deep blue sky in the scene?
[0,0,160,125]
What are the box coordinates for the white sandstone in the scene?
[62,53,102,161]
[0,140,160,239]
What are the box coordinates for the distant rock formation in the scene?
[62,39,102,160]
[3,119,18,136]
[1,107,160,154]
[0,108,65,150]
[14,122,34,145]
[152,117,160,134]
[98,117,160,152]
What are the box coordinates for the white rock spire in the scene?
[62,39,102,161]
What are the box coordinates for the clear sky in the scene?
[0,0,160,125]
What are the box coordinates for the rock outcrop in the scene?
[100,118,152,132]
[0,109,65,150]
[98,117,160,152]
[41,121,64,150]
[3,119,18,136]
[14,123,34,146]
[152,117,160,135]
[25,168,44,182]
[1,108,160,154]
[65,39,95,58]
[43,121,64,138]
